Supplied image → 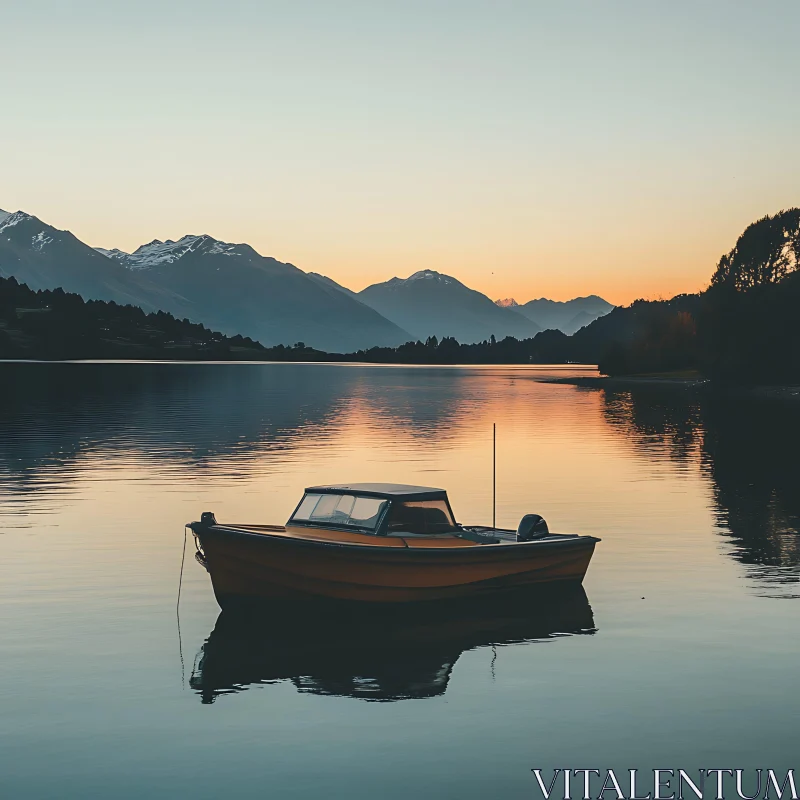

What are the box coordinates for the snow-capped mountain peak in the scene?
[406,269,454,285]
[495,297,519,308]
[129,234,211,268]
[95,247,131,262]
[0,210,33,234]
[0,210,56,250]
[96,234,244,269]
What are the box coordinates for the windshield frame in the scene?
[288,491,460,536]
[288,492,392,534]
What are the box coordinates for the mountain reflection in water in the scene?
[0,362,478,492]
[190,585,596,704]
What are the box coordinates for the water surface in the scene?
[1,363,798,799]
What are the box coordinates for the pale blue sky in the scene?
[2,1,798,302]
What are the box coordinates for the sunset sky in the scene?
[3,1,798,305]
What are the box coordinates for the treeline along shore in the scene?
[597,208,800,385]
[0,274,588,364]
[1,209,798,386]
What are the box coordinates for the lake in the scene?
[1,362,798,800]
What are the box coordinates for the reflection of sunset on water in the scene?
[2,362,796,600]
[2,361,799,799]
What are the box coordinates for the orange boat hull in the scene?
[193,525,598,605]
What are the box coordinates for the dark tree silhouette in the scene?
[596,209,800,383]
[711,208,800,290]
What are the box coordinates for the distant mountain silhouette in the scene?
[506,295,614,334]
[94,234,411,351]
[0,208,410,351]
[359,270,540,344]
[563,309,596,333]
[0,204,608,351]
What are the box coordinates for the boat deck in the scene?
[216,522,584,548]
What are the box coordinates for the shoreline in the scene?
[551,374,800,403]
[549,374,709,389]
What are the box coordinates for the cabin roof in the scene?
[305,482,448,501]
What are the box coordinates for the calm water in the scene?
[1,362,798,799]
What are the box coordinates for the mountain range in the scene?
[356,270,542,343]
[494,295,614,334]
[0,206,612,350]
[0,209,187,314]
[0,210,409,351]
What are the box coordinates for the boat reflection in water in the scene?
[190,584,596,704]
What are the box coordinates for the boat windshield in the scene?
[290,493,388,532]
[385,500,458,534]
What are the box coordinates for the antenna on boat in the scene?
[492,422,496,530]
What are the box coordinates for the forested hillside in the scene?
[597,209,800,383]
[0,277,323,361]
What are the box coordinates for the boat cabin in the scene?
[288,483,459,537]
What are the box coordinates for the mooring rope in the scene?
[177,526,188,688]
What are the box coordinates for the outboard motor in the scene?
[516,514,549,542]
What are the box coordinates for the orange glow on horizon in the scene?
[9,191,776,308]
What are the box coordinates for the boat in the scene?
[190,585,596,703]
[188,483,599,606]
